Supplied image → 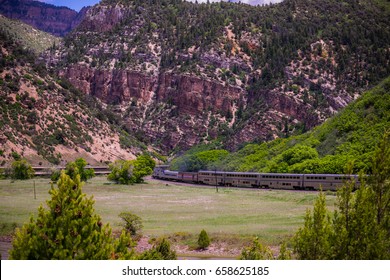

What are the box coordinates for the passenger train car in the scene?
[152,165,360,191]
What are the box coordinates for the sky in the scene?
[38,0,283,12]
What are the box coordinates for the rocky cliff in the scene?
[47,0,390,153]
[0,0,88,37]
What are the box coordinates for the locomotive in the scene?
[152,165,360,191]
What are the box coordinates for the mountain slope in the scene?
[48,0,390,153]
[0,23,148,165]
[0,15,60,54]
[172,76,390,174]
[0,0,88,37]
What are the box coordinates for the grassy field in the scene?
[0,176,338,246]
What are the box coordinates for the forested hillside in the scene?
[49,0,390,152]
[171,76,390,174]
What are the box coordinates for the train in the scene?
[152,165,360,191]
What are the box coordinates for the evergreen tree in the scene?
[197,229,211,249]
[293,191,332,259]
[119,212,143,238]
[293,133,390,259]
[239,237,273,260]
[138,238,177,260]
[9,172,135,260]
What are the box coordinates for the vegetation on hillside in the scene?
[173,76,390,174]
[54,0,390,152]
[0,15,60,54]
[293,132,390,259]
[62,0,390,96]
[0,21,148,164]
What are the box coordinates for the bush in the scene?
[239,237,273,260]
[108,155,155,185]
[11,151,21,160]
[65,158,94,182]
[119,212,143,238]
[138,238,177,260]
[197,229,210,250]
[11,159,34,180]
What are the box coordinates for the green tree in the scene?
[11,159,34,180]
[369,131,390,226]
[9,172,135,259]
[65,158,95,182]
[293,133,390,259]
[138,238,177,260]
[108,155,155,185]
[277,241,292,260]
[119,212,143,238]
[197,229,211,250]
[293,191,332,259]
[239,237,273,260]
[107,160,135,184]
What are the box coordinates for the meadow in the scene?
[0,176,338,246]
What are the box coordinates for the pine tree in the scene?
[197,229,211,250]
[138,238,177,260]
[240,237,274,260]
[293,191,332,259]
[9,172,135,260]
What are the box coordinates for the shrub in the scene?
[138,238,177,260]
[119,212,143,238]
[108,155,155,185]
[197,229,210,250]
[239,238,273,260]
[65,158,95,182]
[11,159,34,180]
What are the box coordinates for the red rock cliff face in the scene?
[0,0,88,37]
[60,62,327,152]
[61,65,244,116]
[156,73,243,115]
[60,64,247,151]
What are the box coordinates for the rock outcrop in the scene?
[0,0,88,37]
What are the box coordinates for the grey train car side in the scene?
[259,173,303,190]
[302,174,359,191]
[152,166,360,191]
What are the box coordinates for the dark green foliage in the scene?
[293,191,332,259]
[171,147,229,172]
[11,151,21,160]
[10,159,34,180]
[108,154,155,184]
[65,0,390,93]
[138,238,177,260]
[9,172,135,259]
[50,168,61,182]
[293,134,390,259]
[176,76,390,174]
[239,237,274,260]
[197,229,210,250]
[65,158,95,182]
[119,212,143,237]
